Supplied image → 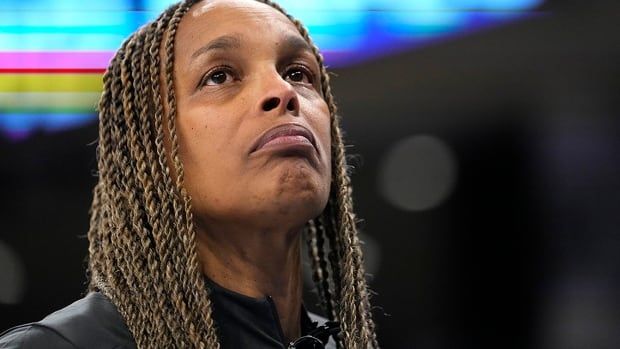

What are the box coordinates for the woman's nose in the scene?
[258,72,300,116]
[262,96,298,113]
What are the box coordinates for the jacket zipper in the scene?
[266,295,289,347]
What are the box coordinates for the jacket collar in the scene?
[204,277,322,348]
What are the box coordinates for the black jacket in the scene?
[0,279,336,349]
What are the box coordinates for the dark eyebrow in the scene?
[279,35,313,56]
[191,35,241,61]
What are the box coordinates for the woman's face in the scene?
[171,0,332,231]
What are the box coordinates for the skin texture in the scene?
[167,0,332,341]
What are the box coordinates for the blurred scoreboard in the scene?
[0,0,542,139]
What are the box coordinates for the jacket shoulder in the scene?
[0,324,76,349]
[0,292,136,349]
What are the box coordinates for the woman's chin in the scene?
[275,168,329,215]
[248,184,328,229]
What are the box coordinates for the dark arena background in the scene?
[1,0,619,348]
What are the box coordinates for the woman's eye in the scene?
[201,68,235,87]
[284,66,313,84]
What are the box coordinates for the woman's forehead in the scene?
[181,0,298,39]
[189,0,282,17]
[174,0,307,67]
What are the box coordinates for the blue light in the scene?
[0,0,132,11]
[276,0,363,11]
[0,0,544,11]
[0,11,149,32]
[0,113,96,139]
[0,34,128,51]
[364,0,543,10]
[444,0,542,10]
[0,0,543,52]
[301,11,366,51]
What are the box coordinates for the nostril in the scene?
[262,97,280,111]
[286,98,298,112]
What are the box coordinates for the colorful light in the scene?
[0,0,543,139]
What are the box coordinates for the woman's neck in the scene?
[195,223,303,342]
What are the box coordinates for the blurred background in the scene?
[1,0,619,348]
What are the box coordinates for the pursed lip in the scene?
[251,123,317,153]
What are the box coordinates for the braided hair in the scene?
[87,0,378,347]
